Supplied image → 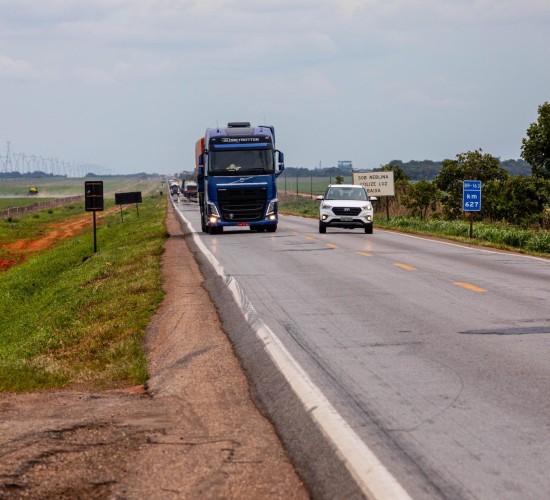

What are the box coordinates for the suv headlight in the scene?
[362,203,373,210]
[321,203,333,210]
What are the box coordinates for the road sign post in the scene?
[463,180,482,238]
[352,171,395,221]
[115,191,142,221]
[85,181,104,253]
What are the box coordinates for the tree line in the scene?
[377,102,550,229]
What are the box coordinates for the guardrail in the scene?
[0,195,84,220]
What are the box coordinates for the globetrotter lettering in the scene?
[220,137,260,143]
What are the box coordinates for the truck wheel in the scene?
[267,224,277,233]
[319,221,327,234]
[201,213,207,233]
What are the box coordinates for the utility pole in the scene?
[5,141,13,172]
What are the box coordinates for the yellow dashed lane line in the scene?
[356,251,372,257]
[394,263,417,271]
[302,237,488,293]
[303,235,488,293]
[454,282,486,293]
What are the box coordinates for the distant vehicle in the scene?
[182,180,198,199]
[28,186,38,195]
[169,183,180,196]
[316,184,376,234]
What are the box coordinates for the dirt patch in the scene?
[0,201,308,499]
[1,208,118,273]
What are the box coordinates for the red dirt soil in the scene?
[0,208,118,272]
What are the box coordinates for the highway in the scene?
[174,199,550,499]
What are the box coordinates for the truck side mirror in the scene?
[276,150,285,172]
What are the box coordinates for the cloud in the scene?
[0,0,548,173]
[73,62,131,85]
[401,88,474,109]
[0,54,38,81]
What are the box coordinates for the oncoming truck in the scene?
[182,180,198,200]
[195,122,285,234]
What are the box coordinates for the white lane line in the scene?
[174,204,412,500]
[380,228,550,263]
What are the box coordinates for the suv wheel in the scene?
[365,224,373,234]
[319,221,327,234]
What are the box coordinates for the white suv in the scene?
[317,184,376,234]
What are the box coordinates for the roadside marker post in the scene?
[462,180,482,238]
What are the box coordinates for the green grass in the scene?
[0,176,161,197]
[375,217,550,255]
[0,198,56,210]
[279,193,319,217]
[0,194,167,392]
[0,202,87,244]
[279,194,550,257]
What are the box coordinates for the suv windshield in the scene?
[325,187,368,201]
[209,149,274,176]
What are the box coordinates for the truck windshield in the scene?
[209,149,274,175]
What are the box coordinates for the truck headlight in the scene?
[266,198,278,216]
[207,202,220,218]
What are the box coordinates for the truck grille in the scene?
[332,207,362,216]
[217,187,267,222]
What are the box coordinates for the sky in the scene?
[0,0,549,175]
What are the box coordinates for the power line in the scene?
[1,141,111,177]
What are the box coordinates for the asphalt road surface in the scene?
[175,198,550,500]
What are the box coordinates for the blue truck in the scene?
[195,122,285,234]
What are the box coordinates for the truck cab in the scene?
[196,122,284,234]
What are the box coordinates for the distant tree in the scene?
[499,159,531,177]
[376,162,410,181]
[335,175,344,184]
[434,149,508,219]
[484,176,550,227]
[402,180,440,220]
[400,160,443,181]
[373,162,412,217]
[521,101,550,179]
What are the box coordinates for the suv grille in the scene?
[217,187,267,222]
[332,207,362,216]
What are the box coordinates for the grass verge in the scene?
[0,198,56,211]
[0,202,87,243]
[0,195,167,392]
